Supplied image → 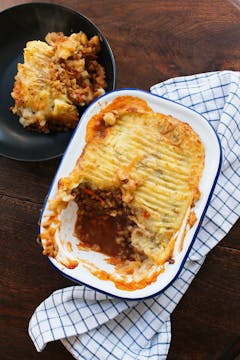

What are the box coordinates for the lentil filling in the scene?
[74,187,136,260]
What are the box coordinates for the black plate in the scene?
[0,2,116,161]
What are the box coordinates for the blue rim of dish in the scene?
[38,88,222,301]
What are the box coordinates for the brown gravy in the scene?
[74,188,134,260]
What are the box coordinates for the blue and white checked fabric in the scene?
[29,71,240,360]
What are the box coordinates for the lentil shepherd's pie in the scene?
[11,31,106,133]
[41,96,205,290]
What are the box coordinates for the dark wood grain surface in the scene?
[1,1,240,359]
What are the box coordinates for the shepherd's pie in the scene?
[11,31,106,133]
[41,96,205,290]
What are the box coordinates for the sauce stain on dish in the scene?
[90,266,165,291]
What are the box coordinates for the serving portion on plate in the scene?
[11,31,107,133]
[39,89,222,299]
[0,2,115,161]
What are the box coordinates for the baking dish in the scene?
[39,89,222,300]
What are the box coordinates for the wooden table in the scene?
[1,0,239,359]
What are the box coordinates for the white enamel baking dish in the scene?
[39,89,222,300]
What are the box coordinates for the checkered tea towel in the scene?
[29,70,240,360]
